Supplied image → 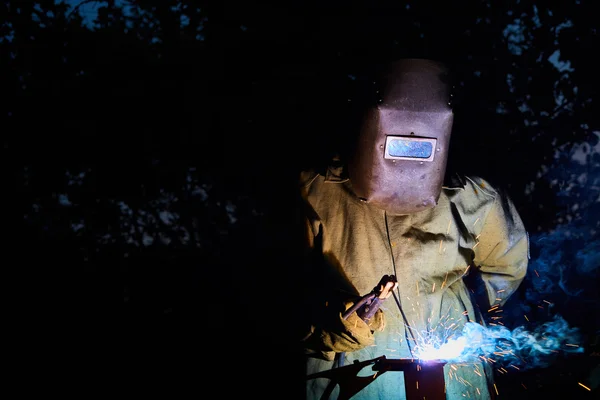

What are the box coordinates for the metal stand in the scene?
[306,356,447,400]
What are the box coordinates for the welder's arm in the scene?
[299,215,386,361]
[473,193,529,308]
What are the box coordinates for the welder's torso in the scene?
[302,168,499,400]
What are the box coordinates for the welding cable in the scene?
[384,211,416,358]
[391,290,417,355]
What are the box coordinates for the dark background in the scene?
[4,0,599,398]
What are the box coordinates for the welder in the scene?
[298,58,529,399]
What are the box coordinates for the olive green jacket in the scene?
[300,163,529,400]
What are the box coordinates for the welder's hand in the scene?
[303,300,387,359]
[377,279,398,299]
[366,308,386,332]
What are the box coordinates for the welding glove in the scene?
[303,300,386,361]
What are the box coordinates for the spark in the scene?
[439,240,443,254]
[524,315,529,321]
[521,383,527,389]
[493,384,499,395]
[578,382,591,391]
[441,272,449,289]
[543,300,552,305]
[473,218,480,227]
[432,283,436,293]
[565,343,579,347]
[472,242,480,249]
[534,269,539,277]
[447,220,452,234]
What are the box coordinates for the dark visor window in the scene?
[388,140,433,158]
[385,137,437,162]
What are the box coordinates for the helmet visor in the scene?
[384,136,437,162]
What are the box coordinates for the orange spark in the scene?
[578,382,591,391]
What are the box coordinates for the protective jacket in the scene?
[300,162,529,400]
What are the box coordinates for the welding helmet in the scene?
[348,58,454,215]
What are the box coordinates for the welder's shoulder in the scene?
[299,164,349,191]
[443,174,500,213]
[444,174,498,196]
[299,168,320,188]
[299,168,326,201]
[463,176,499,199]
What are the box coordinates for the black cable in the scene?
[384,211,416,357]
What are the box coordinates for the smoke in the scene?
[415,315,584,369]
[507,143,600,340]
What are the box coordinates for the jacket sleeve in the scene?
[472,189,529,308]
[298,171,385,360]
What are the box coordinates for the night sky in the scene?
[4,0,599,398]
